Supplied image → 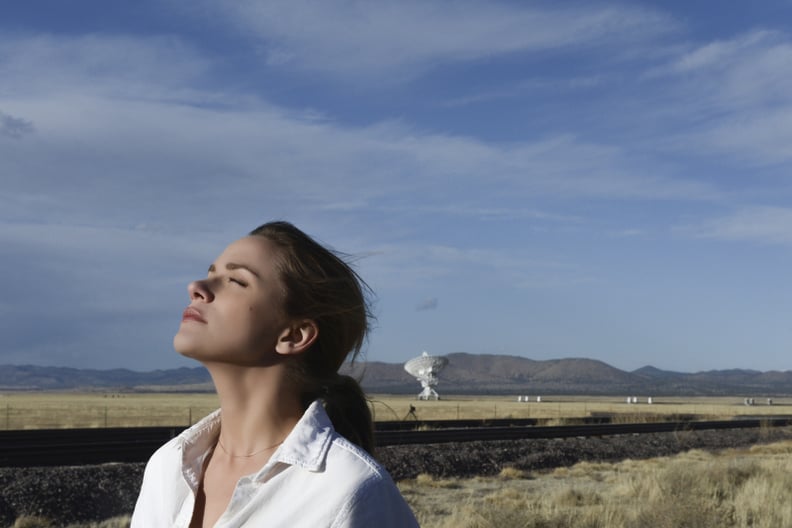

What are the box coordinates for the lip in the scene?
[182,306,207,323]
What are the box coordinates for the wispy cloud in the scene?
[0,33,215,102]
[369,203,584,223]
[649,30,775,78]
[610,228,647,238]
[0,23,727,236]
[441,76,606,108]
[680,206,792,245]
[360,241,588,293]
[197,0,676,79]
[647,30,792,166]
[692,108,792,166]
[1,90,719,242]
[670,30,792,111]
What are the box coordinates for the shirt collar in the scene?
[180,408,221,491]
[266,400,334,473]
[177,400,334,487]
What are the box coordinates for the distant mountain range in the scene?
[343,353,792,396]
[2,353,792,395]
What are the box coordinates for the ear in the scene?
[275,319,319,356]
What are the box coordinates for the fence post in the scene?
[188,407,192,426]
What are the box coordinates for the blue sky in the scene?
[3,1,792,373]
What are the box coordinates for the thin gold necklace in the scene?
[216,437,285,458]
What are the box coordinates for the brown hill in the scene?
[348,354,792,396]
[342,360,415,393]
[431,353,641,394]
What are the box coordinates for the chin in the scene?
[173,333,201,359]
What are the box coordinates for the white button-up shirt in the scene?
[131,401,419,527]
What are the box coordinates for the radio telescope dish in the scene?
[404,351,449,400]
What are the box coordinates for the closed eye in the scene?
[229,277,248,287]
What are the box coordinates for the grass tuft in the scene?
[14,517,54,528]
[498,466,528,479]
[13,516,131,528]
[403,438,792,528]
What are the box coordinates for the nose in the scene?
[188,279,214,303]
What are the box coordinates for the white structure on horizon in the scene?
[404,351,449,400]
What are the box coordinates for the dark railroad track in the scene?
[2,417,791,467]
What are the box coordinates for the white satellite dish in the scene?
[404,351,449,400]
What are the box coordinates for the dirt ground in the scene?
[3,425,792,526]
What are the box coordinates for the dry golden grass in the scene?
[399,440,792,528]
[13,516,130,528]
[1,392,791,429]
[368,394,792,423]
[0,393,219,429]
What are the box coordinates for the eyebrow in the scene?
[207,262,261,278]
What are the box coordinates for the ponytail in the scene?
[320,374,375,455]
[297,372,374,454]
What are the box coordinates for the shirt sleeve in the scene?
[332,475,420,528]
[130,452,163,527]
[130,438,188,528]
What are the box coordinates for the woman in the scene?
[132,221,419,527]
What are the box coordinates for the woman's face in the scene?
[173,236,289,365]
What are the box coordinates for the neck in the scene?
[203,361,303,457]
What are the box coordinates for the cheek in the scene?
[244,304,282,340]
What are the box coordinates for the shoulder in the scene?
[326,435,419,527]
[143,435,182,474]
[268,401,418,526]
[137,433,186,498]
[326,434,385,480]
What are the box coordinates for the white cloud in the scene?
[0,25,723,233]
[692,32,792,109]
[359,241,584,292]
[681,206,792,245]
[653,30,775,77]
[378,203,584,223]
[1,85,719,240]
[693,108,792,166]
[0,33,215,102]
[610,228,647,238]
[441,75,606,108]
[644,30,792,167]
[197,0,676,79]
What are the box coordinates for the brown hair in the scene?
[249,221,375,453]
